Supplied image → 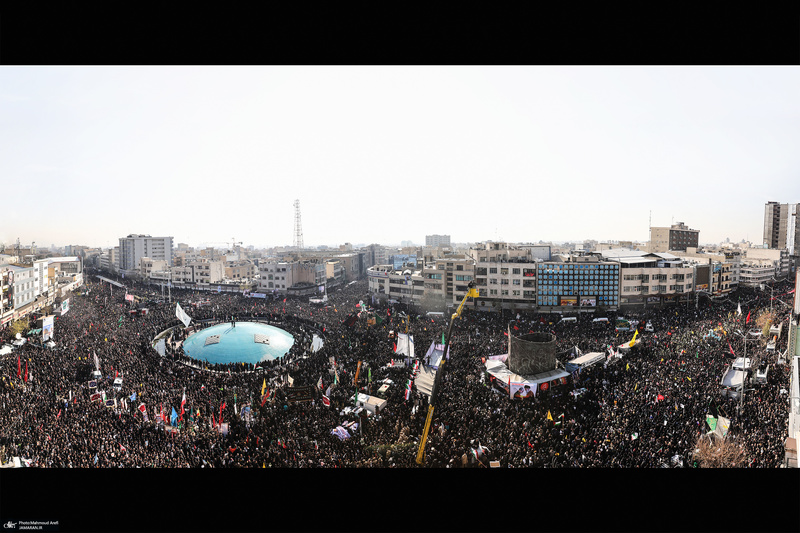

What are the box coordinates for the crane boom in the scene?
[415,281,479,465]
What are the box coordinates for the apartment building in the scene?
[119,234,173,274]
[649,222,700,253]
[368,264,425,304]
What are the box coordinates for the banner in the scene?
[90,392,102,402]
[138,403,149,422]
[175,303,192,328]
[125,293,134,302]
[42,315,54,342]
[395,333,415,358]
[60,298,70,316]
[511,382,536,399]
[286,385,314,404]
[154,338,166,356]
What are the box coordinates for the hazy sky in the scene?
[2,66,797,250]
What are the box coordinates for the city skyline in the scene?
[2,66,798,249]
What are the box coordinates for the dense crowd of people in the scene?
[0,270,794,469]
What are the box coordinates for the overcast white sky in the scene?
[2,66,798,250]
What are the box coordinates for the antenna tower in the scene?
[293,199,304,250]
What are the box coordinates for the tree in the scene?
[693,433,748,468]
[9,318,29,338]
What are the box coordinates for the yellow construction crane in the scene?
[416,281,479,465]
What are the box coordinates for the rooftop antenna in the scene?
[293,199,304,250]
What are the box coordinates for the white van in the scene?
[560,317,577,324]
[645,321,654,333]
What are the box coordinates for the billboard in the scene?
[580,297,596,307]
[560,296,577,307]
[511,381,536,399]
[42,315,54,342]
[60,298,70,316]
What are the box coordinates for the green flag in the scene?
[442,333,445,344]
[706,415,717,432]
[368,367,371,383]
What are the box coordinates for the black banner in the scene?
[285,385,314,404]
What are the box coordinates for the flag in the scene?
[626,363,630,371]
[24,360,28,382]
[129,392,136,402]
[737,302,742,316]
[628,329,638,347]
[220,401,226,425]
[261,378,266,397]
[657,394,665,402]
[746,311,751,324]
[176,303,192,328]
[317,376,324,391]
[179,389,186,421]
[546,411,553,422]
[728,342,735,356]
[170,407,178,427]
[94,351,100,371]
[404,388,411,401]
[322,394,330,407]
[261,393,269,407]
[555,413,564,426]
[138,403,149,422]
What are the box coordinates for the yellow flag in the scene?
[546,411,553,421]
[261,378,266,396]
[628,329,638,347]
[687,377,692,382]
[626,363,630,371]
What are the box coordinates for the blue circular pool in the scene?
[182,322,294,365]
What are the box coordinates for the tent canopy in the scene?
[483,358,569,385]
[566,352,605,371]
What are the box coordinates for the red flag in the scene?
[746,311,751,324]
[24,361,28,383]
[656,394,665,402]
[540,382,549,391]
[261,394,269,407]
[322,395,330,407]
[728,342,735,355]
[17,355,20,378]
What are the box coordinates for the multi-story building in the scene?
[598,250,693,307]
[325,259,344,287]
[764,201,800,273]
[420,254,476,309]
[538,257,620,311]
[739,262,780,287]
[139,257,168,279]
[0,268,13,329]
[649,222,700,252]
[764,201,799,253]
[367,264,425,304]
[362,244,387,269]
[99,247,119,273]
[258,261,292,293]
[7,265,36,320]
[425,234,451,248]
[469,242,537,312]
[171,259,224,286]
[224,260,257,281]
[672,247,742,291]
[745,247,791,279]
[118,234,173,274]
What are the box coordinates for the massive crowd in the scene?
[0,270,794,469]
